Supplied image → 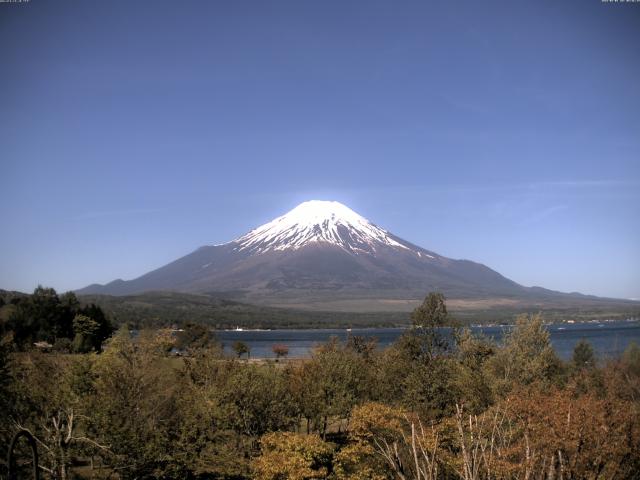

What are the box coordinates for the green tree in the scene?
[175,323,216,352]
[8,286,68,347]
[406,292,452,362]
[4,288,112,351]
[403,360,459,419]
[0,335,14,460]
[346,335,377,360]
[91,328,181,478]
[411,292,450,329]
[10,351,107,479]
[374,293,460,418]
[453,328,495,413]
[572,338,596,370]
[288,338,372,437]
[233,340,250,359]
[72,314,100,353]
[219,362,297,438]
[488,313,563,393]
[77,303,113,351]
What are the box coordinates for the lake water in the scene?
[216,320,640,360]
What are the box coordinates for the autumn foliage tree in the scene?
[252,431,334,480]
[272,343,289,359]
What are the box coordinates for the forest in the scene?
[0,291,639,479]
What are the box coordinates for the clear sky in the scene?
[1,0,639,299]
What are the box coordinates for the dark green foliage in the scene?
[572,338,596,370]
[288,338,374,437]
[9,286,70,346]
[406,292,452,362]
[78,302,113,351]
[487,313,565,393]
[0,337,13,460]
[454,328,496,413]
[455,328,495,369]
[410,292,450,329]
[2,286,113,351]
[346,335,377,359]
[371,293,463,418]
[219,363,297,437]
[175,322,216,352]
[402,359,460,419]
[233,340,250,358]
[72,314,100,353]
[91,329,182,478]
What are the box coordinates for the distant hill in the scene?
[3,288,636,329]
[76,291,638,329]
[78,200,639,314]
[77,291,409,329]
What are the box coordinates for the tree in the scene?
[77,303,113,352]
[32,286,68,341]
[606,342,640,403]
[622,341,640,377]
[0,335,14,458]
[499,386,640,479]
[4,288,112,351]
[346,335,377,359]
[7,286,68,348]
[406,292,452,362]
[217,362,297,438]
[272,344,289,360]
[487,313,563,392]
[376,294,460,419]
[90,327,181,478]
[72,314,100,353]
[252,432,334,480]
[175,323,216,352]
[411,292,450,328]
[402,358,459,419]
[348,402,442,480]
[572,338,596,370]
[453,329,495,413]
[233,340,250,359]
[176,349,251,478]
[287,338,373,437]
[10,351,108,479]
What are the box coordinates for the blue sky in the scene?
[1,0,639,299]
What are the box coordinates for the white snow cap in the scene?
[234,200,411,254]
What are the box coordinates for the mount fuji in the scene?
[77,200,622,311]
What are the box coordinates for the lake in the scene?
[216,320,640,360]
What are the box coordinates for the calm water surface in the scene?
[216,320,640,360]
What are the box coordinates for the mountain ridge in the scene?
[77,200,636,311]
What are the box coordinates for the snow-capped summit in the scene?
[79,199,599,313]
[234,200,410,254]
